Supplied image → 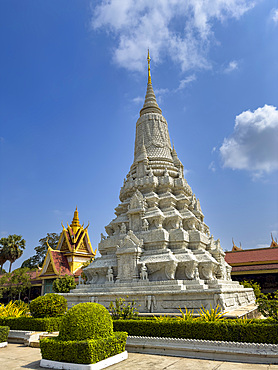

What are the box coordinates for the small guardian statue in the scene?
[107,266,114,283]
[140,263,148,281]
[142,218,149,231]
[120,223,127,234]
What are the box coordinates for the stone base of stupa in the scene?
[63,279,255,314]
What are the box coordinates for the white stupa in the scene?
[65,52,255,313]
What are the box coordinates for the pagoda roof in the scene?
[225,247,278,265]
[50,250,71,275]
[232,263,278,272]
[39,247,70,277]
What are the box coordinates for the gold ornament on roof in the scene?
[70,206,81,234]
[147,49,152,84]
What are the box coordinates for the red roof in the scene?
[225,248,278,265]
[232,263,278,272]
[50,250,71,275]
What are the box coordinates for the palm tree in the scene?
[0,235,26,272]
[0,246,8,272]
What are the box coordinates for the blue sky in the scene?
[0,0,277,271]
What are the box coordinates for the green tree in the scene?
[52,274,77,293]
[0,235,26,272]
[0,267,32,300]
[21,232,59,269]
[0,246,8,272]
[257,291,278,321]
[239,280,262,299]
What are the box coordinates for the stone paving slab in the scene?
[2,343,278,370]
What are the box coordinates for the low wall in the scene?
[126,336,278,364]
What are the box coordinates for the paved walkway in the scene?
[1,343,278,370]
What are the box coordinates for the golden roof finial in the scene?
[147,49,152,85]
[70,206,81,234]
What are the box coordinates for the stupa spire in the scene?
[147,49,152,84]
[140,50,162,117]
[70,206,81,234]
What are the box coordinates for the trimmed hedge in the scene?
[113,319,278,344]
[0,326,9,343]
[59,303,113,341]
[30,294,67,318]
[0,317,62,332]
[40,332,127,364]
[40,303,127,365]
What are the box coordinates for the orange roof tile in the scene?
[232,263,278,272]
[50,250,71,275]
[225,248,278,265]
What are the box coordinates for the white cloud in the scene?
[272,8,278,23]
[155,88,169,96]
[224,60,238,73]
[91,0,254,72]
[132,96,144,104]
[176,74,196,91]
[209,161,216,172]
[256,243,269,248]
[220,105,278,177]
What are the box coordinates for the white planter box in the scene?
[40,351,128,370]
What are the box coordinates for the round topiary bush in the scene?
[29,293,67,318]
[59,302,113,341]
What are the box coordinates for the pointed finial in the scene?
[140,49,162,116]
[147,49,152,85]
[70,206,81,234]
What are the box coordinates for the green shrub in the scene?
[29,294,67,318]
[52,275,76,293]
[40,332,127,364]
[0,316,62,332]
[59,303,113,341]
[109,297,139,319]
[198,304,225,322]
[239,280,261,299]
[40,303,128,365]
[0,326,9,343]
[176,306,196,322]
[113,318,278,344]
[257,291,278,321]
[0,301,30,318]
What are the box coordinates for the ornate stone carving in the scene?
[78,275,84,285]
[142,218,149,231]
[145,295,156,313]
[165,261,177,280]
[140,263,148,281]
[106,266,114,283]
[90,296,98,303]
[226,264,232,280]
[120,223,127,235]
[184,261,198,280]
[214,293,226,310]
[199,263,215,280]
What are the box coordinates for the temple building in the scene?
[39,207,96,294]
[225,235,278,293]
[65,52,255,313]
